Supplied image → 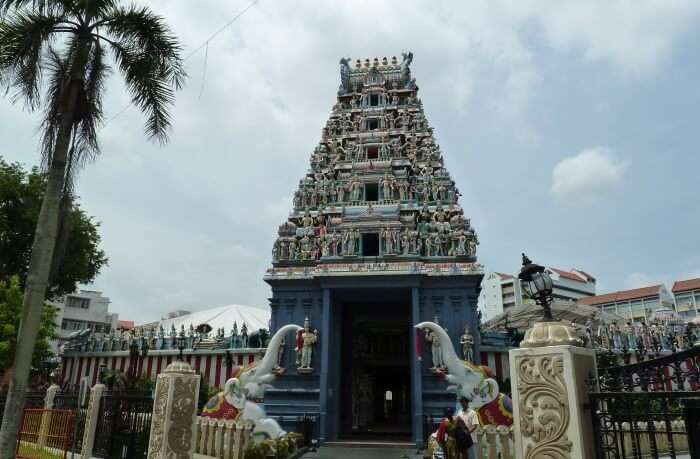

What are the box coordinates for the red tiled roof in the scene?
[495,272,514,280]
[118,320,134,330]
[549,268,587,283]
[578,285,662,306]
[672,278,700,294]
[573,269,596,283]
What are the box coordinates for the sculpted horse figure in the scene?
[416,321,513,426]
[201,323,303,440]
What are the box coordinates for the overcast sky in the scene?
[2,1,700,323]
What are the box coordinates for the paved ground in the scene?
[302,446,421,459]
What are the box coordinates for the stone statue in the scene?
[400,51,413,83]
[460,326,474,362]
[425,320,445,369]
[296,317,318,371]
[241,323,249,348]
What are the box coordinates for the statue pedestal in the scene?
[509,344,597,459]
[147,361,200,459]
[297,367,314,375]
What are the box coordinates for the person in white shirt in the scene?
[458,397,479,459]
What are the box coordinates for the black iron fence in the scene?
[0,390,47,425]
[92,391,153,459]
[590,345,700,458]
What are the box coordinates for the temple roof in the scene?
[267,53,479,278]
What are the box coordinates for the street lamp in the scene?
[518,253,554,322]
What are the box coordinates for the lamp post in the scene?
[518,253,554,322]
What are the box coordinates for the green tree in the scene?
[0,158,108,299]
[0,1,185,452]
[0,276,57,383]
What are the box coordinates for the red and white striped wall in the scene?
[479,348,511,384]
[60,349,264,390]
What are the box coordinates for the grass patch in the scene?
[16,442,64,459]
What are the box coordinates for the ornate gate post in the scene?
[80,382,105,459]
[147,361,201,459]
[509,321,598,459]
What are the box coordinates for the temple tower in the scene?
[264,53,483,446]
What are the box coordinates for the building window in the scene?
[370,94,379,106]
[67,296,90,309]
[366,146,378,159]
[367,119,379,131]
[362,233,379,256]
[365,183,379,201]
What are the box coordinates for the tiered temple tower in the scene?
[264,53,483,446]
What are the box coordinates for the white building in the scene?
[52,290,119,350]
[578,284,674,322]
[479,267,596,321]
[671,277,700,319]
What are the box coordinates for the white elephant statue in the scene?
[201,323,303,440]
[416,321,513,426]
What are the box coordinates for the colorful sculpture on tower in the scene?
[416,321,513,426]
[201,323,303,439]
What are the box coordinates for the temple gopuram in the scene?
[264,53,483,445]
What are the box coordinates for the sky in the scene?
[1,0,700,323]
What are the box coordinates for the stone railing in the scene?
[616,420,688,456]
[475,424,514,459]
[194,417,253,459]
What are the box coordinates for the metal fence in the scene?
[590,346,700,458]
[92,391,154,459]
[15,408,73,459]
[53,391,88,453]
[0,391,48,426]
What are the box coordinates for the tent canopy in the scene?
[158,304,270,334]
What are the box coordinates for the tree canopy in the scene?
[0,157,108,298]
[0,276,57,384]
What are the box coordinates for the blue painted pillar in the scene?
[319,288,331,442]
[410,287,424,448]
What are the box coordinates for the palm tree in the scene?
[0,0,185,452]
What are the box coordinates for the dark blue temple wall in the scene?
[416,278,481,430]
[264,273,482,443]
[265,279,324,435]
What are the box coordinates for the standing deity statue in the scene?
[401,228,410,255]
[459,326,474,362]
[296,317,318,370]
[382,226,394,254]
[425,322,445,369]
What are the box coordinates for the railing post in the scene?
[79,383,105,459]
[37,384,60,447]
[509,321,598,459]
[146,361,200,459]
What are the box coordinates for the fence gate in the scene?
[589,346,700,459]
[92,391,153,459]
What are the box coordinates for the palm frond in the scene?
[39,46,69,169]
[102,4,185,143]
[0,10,67,109]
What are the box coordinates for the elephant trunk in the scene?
[257,323,302,377]
[415,321,464,378]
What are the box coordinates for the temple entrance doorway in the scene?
[338,291,412,440]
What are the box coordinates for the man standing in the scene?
[458,397,479,459]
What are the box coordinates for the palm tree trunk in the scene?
[0,78,80,459]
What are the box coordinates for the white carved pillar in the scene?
[147,361,200,459]
[37,384,60,447]
[80,383,105,459]
[509,322,598,459]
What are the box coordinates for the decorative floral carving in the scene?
[147,376,169,459]
[517,355,572,459]
[166,376,198,456]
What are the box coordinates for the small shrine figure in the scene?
[459,325,474,362]
[273,337,287,375]
[240,323,249,348]
[296,318,318,373]
[611,322,623,350]
[230,321,239,348]
[425,317,445,370]
[624,322,636,350]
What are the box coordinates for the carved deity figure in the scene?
[382,226,394,254]
[460,326,474,362]
[425,325,444,369]
[296,318,318,370]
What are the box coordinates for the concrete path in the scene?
[302,446,421,459]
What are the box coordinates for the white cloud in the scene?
[551,147,627,204]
